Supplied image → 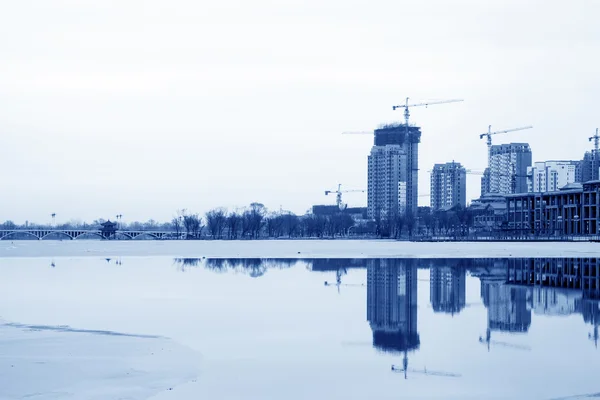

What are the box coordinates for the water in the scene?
[1,257,599,400]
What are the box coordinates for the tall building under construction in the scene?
[481,143,532,196]
[367,124,420,220]
[581,150,600,182]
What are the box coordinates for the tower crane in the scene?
[392,98,464,216]
[392,97,464,127]
[589,128,600,153]
[391,351,461,379]
[324,184,366,210]
[479,125,533,169]
[342,98,464,136]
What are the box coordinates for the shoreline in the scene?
[0,239,599,258]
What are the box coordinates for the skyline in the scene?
[2,0,600,224]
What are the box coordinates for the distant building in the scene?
[487,143,532,195]
[430,266,466,315]
[367,124,420,220]
[430,162,466,210]
[100,220,118,239]
[581,150,600,182]
[469,193,507,231]
[311,205,367,218]
[527,161,581,193]
[480,168,491,198]
[367,259,419,353]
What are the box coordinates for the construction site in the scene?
[311,97,600,238]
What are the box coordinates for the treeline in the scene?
[0,203,487,240]
[170,203,355,239]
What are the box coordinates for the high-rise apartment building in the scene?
[480,168,491,198]
[527,161,581,193]
[487,143,532,195]
[367,124,420,220]
[581,150,600,182]
[430,162,466,210]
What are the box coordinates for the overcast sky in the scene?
[1,0,599,224]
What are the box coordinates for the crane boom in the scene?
[324,184,365,210]
[479,125,533,146]
[392,97,464,127]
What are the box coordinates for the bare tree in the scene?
[181,210,203,239]
[394,212,405,239]
[206,208,227,239]
[282,213,299,237]
[244,203,267,239]
[227,212,241,239]
[405,211,416,238]
[265,213,285,238]
[171,216,183,237]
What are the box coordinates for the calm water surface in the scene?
[0,257,599,400]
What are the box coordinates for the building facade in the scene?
[480,168,491,197]
[367,124,420,220]
[527,161,581,193]
[487,143,532,195]
[581,150,600,182]
[506,180,600,235]
[469,193,507,231]
[430,162,466,210]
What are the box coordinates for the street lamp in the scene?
[51,213,56,228]
[574,214,580,236]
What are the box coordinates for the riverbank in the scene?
[0,239,599,258]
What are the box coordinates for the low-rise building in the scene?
[506,181,600,235]
[469,194,507,231]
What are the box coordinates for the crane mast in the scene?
[589,128,600,153]
[391,97,464,216]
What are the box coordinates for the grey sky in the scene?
[1,0,599,224]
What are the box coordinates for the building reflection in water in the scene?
[366,259,419,377]
[507,258,600,347]
[174,257,600,350]
[429,263,466,316]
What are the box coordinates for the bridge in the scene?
[0,229,186,241]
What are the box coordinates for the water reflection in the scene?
[175,258,299,276]
[429,264,466,315]
[172,257,600,355]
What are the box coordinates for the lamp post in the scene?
[574,214,580,236]
[51,213,56,228]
